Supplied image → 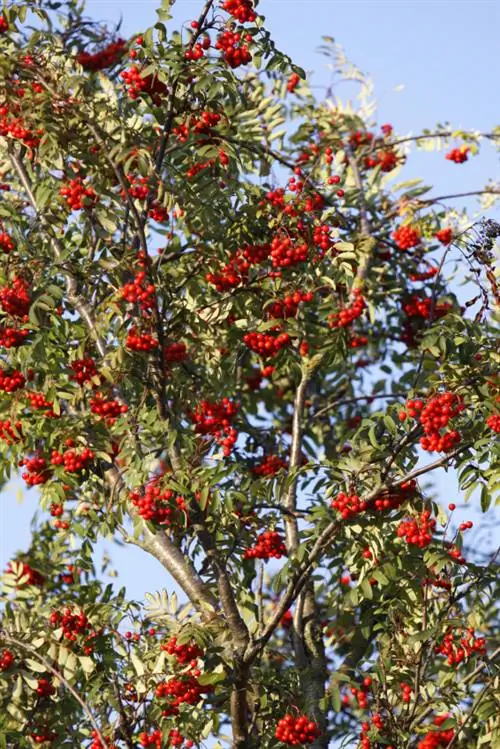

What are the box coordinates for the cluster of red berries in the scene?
[243,530,287,559]
[401,682,413,703]
[121,66,168,103]
[417,716,455,749]
[0,649,14,670]
[0,276,31,318]
[396,510,436,548]
[149,201,169,223]
[190,398,239,456]
[435,627,486,666]
[0,232,15,253]
[0,369,26,393]
[486,414,500,432]
[184,37,211,62]
[329,290,366,328]
[404,392,465,453]
[20,455,51,486]
[89,731,117,749]
[155,675,212,714]
[186,157,216,178]
[393,225,421,250]
[270,234,308,268]
[139,728,193,749]
[173,111,221,142]
[0,16,8,33]
[409,265,439,282]
[36,678,55,697]
[331,492,368,520]
[164,341,188,363]
[0,103,42,150]
[348,334,368,349]
[130,482,187,526]
[161,636,203,665]
[275,714,320,745]
[366,149,399,172]
[120,271,157,313]
[126,327,158,351]
[243,330,291,358]
[435,227,453,245]
[402,295,452,321]
[312,224,335,252]
[5,561,44,586]
[222,0,257,23]
[287,73,300,93]
[0,418,22,444]
[446,146,469,163]
[26,391,56,416]
[70,357,99,385]
[267,291,314,319]
[246,364,275,390]
[76,39,126,71]
[50,607,90,641]
[90,393,128,422]
[51,445,94,472]
[123,175,150,200]
[215,29,252,68]
[0,326,29,348]
[253,454,288,477]
[60,178,98,210]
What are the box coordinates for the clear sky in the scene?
[2,0,499,601]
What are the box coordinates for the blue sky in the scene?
[2,0,499,601]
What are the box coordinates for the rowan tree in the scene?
[0,1,499,748]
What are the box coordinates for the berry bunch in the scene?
[0,232,15,253]
[0,104,42,150]
[0,276,31,318]
[155,675,212,714]
[275,714,321,745]
[417,716,455,749]
[446,146,469,163]
[164,341,188,363]
[90,393,128,422]
[0,326,29,348]
[130,482,187,526]
[190,398,239,456]
[0,16,8,33]
[287,73,300,93]
[435,627,486,666]
[5,561,44,586]
[0,649,14,670]
[396,510,436,548]
[122,175,150,200]
[70,357,99,385]
[486,414,500,432]
[36,678,56,697]
[405,393,464,453]
[76,39,126,71]
[26,391,56,416]
[51,446,94,472]
[215,29,252,68]
[20,455,51,486]
[222,0,257,23]
[267,291,314,319]
[243,530,287,559]
[161,636,203,665]
[50,607,90,641]
[60,178,98,210]
[392,225,421,250]
[328,290,366,328]
[0,418,22,444]
[253,454,288,477]
[402,295,452,321]
[126,328,159,352]
[120,271,157,313]
[435,227,453,245]
[401,682,413,703]
[120,66,168,103]
[331,492,368,520]
[270,234,308,268]
[243,330,291,358]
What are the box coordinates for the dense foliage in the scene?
[0,1,499,748]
